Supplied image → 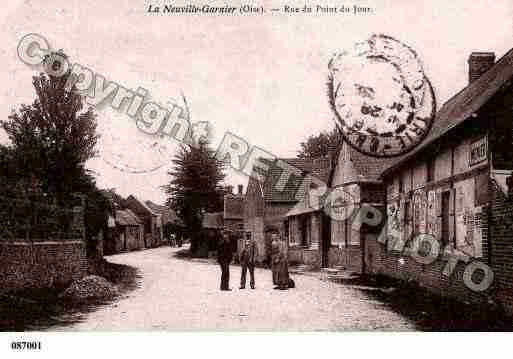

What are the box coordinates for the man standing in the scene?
[239,231,257,289]
[217,229,233,291]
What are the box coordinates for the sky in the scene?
[1,0,512,204]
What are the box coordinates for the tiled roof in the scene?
[202,212,224,229]
[286,140,392,217]
[115,209,142,226]
[257,157,333,203]
[126,195,158,216]
[145,200,183,225]
[285,199,321,217]
[99,189,127,208]
[382,47,513,176]
[224,194,243,219]
[348,145,397,181]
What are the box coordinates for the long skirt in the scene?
[271,257,278,285]
[275,259,289,287]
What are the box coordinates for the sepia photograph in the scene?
[1,0,513,356]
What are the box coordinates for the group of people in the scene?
[168,233,182,248]
[217,230,294,291]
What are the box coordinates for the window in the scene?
[299,215,309,247]
[331,217,345,247]
[289,218,300,246]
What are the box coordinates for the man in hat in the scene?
[239,231,257,289]
[217,229,233,291]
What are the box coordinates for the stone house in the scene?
[125,195,163,248]
[145,200,184,242]
[362,49,513,313]
[224,185,244,234]
[244,157,332,264]
[283,158,333,267]
[198,187,244,258]
[200,211,225,256]
[111,209,144,252]
[285,142,392,270]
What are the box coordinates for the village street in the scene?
[47,246,421,331]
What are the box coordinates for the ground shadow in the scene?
[331,275,513,331]
[0,260,141,331]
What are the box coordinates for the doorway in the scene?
[321,213,331,268]
[441,191,451,246]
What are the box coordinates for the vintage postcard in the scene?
[1,0,513,356]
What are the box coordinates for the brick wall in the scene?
[328,246,362,272]
[0,240,87,295]
[365,234,492,305]
[489,179,513,315]
[288,247,320,266]
[362,175,513,313]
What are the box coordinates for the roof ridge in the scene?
[381,46,513,177]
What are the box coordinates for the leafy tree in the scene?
[297,128,341,159]
[0,52,108,254]
[163,140,226,255]
[1,52,98,202]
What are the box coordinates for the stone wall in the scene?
[0,196,87,295]
[0,240,87,295]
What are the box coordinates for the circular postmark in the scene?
[99,109,174,174]
[98,97,210,174]
[328,34,436,157]
[323,186,357,222]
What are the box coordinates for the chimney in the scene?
[468,52,495,83]
[237,184,243,195]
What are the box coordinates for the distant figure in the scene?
[169,233,176,247]
[239,231,257,289]
[217,230,233,291]
[273,233,291,290]
[270,233,280,286]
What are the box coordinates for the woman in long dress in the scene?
[273,233,290,290]
[270,233,280,286]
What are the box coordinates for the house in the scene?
[145,200,184,243]
[125,195,163,248]
[244,157,332,263]
[200,211,225,257]
[196,186,244,258]
[283,157,334,267]
[328,142,396,271]
[112,209,144,252]
[224,185,244,233]
[358,49,513,313]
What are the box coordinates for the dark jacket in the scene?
[217,237,233,264]
[240,239,257,265]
